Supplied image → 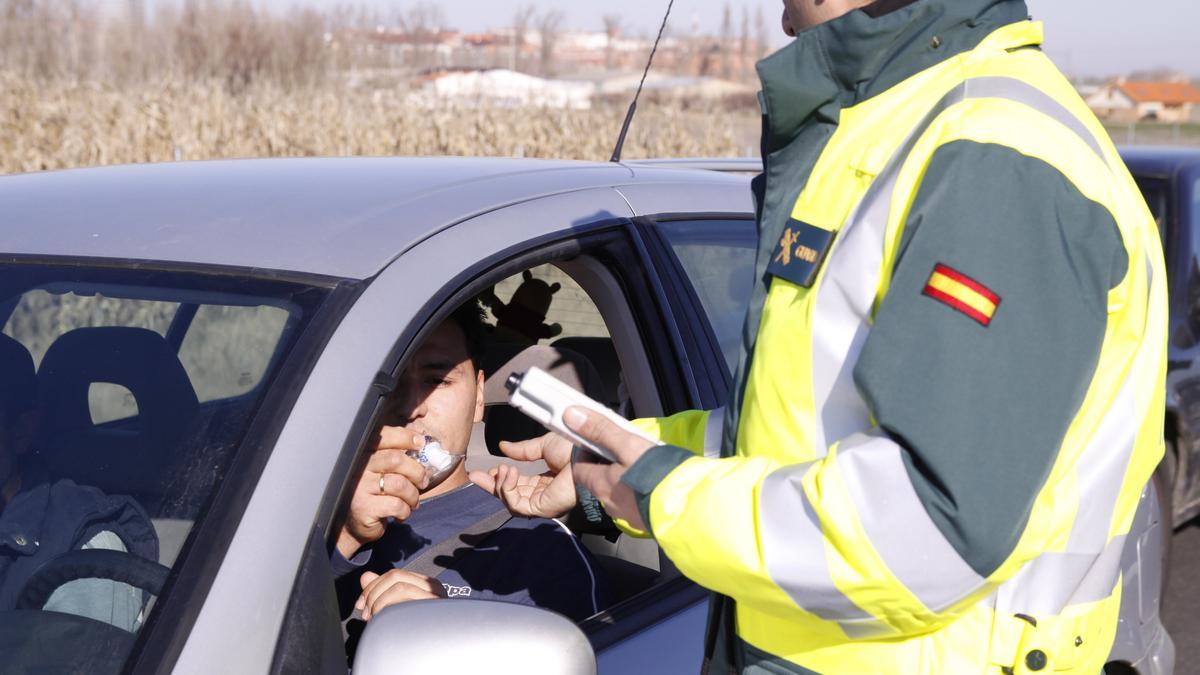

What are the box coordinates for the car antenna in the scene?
[610,0,676,163]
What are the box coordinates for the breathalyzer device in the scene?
[504,366,660,463]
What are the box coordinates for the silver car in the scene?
[0,156,1173,674]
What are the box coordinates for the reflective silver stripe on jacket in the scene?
[704,406,725,459]
[759,463,876,625]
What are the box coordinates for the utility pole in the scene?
[603,14,621,71]
[510,5,534,72]
[719,3,732,80]
[755,5,769,59]
[538,9,564,78]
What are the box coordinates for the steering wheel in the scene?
[16,548,170,612]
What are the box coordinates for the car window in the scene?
[655,219,757,373]
[177,304,290,401]
[484,264,610,341]
[0,261,332,673]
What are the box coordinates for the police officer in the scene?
[473,1,1167,672]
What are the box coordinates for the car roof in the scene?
[0,157,747,280]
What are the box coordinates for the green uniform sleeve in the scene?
[853,139,1126,576]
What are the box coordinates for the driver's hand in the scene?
[356,569,447,621]
[469,431,576,518]
[336,427,430,558]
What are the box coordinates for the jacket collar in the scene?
[756,0,1031,152]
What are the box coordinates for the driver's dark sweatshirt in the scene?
[332,483,608,622]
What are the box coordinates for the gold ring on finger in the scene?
[378,474,386,495]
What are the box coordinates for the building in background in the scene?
[1086,78,1200,123]
[409,69,594,109]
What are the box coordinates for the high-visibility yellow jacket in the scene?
[620,1,1167,673]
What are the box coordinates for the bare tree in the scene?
[510,5,535,72]
[398,2,446,71]
[222,1,271,94]
[127,0,144,30]
[740,4,750,79]
[602,13,621,71]
[538,9,564,78]
[719,3,732,80]
[174,0,209,81]
[755,5,770,59]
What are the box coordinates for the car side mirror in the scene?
[351,599,597,675]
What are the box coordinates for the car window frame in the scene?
[288,218,727,669]
[269,191,753,671]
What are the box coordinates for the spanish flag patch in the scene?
[922,263,1000,327]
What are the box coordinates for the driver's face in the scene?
[389,321,484,457]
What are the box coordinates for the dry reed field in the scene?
[0,72,761,175]
[5,0,1189,178]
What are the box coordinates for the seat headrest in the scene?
[550,337,622,406]
[37,327,199,438]
[34,327,199,496]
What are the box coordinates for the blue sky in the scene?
[224,0,1198,77]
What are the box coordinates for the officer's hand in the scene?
[565,407,654,531]
[356,569,446,621]
[469,431,576,518]
[337,427,431,559]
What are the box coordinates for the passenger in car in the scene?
[0,334,157,631]
[332,303,607,624]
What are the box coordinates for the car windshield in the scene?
[0,260,333,672]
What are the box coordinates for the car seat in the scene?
[550,337,624,411]
[34,327,200,514]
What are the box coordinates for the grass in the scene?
[0,72,761,176]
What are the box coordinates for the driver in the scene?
[0,334,158,631]
[332,303,606,623]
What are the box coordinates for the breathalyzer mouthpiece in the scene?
[406,436,465,490]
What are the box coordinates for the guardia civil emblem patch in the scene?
[765,219,836,288]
